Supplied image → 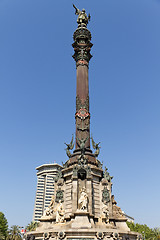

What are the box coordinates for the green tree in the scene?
[0,212,8,240]
[7,225,22,240]
[152,228,160,240]
[127,221,159,240]
[26,222,39,232]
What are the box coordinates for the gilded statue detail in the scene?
[73,4,91,27]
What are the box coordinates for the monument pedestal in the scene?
[71,211,92,228]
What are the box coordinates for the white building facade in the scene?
[33,163,62,222]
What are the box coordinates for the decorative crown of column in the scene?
[72,5,93,68]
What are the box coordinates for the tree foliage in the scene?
[0,212,8,240]
[127,221,160,240]
[152,228,160,240]
[26,222,39,232]
[7,225,22,240]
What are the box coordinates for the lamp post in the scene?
[142,231,145,240]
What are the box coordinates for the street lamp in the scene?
[142,231,145,240]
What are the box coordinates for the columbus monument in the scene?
[26,6,140,240]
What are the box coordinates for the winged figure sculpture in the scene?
[91,135,100,157]
[64,134,74,158]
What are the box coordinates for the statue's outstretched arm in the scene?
[88,13,91,21]
[73,4,80,15]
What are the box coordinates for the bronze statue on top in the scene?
[73,4,91,27]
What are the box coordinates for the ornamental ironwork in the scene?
[102,186,110,205]
[76,96,89,112]
[55,189,64,203]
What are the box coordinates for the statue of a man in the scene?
[102,205,109,224]
[73,4,91,26]
[78,187,88,210]
[56,200,65,223]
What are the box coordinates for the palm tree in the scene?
[0,232,6,240]
[7,225,22,240]
[152,228,160,240]
[26,222,39,232]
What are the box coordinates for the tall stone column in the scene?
[72,22,93,150]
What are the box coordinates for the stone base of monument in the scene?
[71,210,92,228]
[26,225,140,240]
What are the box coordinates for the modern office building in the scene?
[33,163,62,222]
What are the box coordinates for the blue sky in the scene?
[0,0,160,229]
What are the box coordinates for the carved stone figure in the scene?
[64,134,74,158]
[44,207,51,217]
[112,195,124,218]
[104,167,113,182]
[73,4,91,27]
[91,136,100,157]
[102,205,109,224]
[56,200,65,223]
[44,195,55,216]
[78,187,88,210]
[77,154,88,166]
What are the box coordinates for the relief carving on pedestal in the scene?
[57,232,65,240]
[96,232,104,240]
[43,232,50,240]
